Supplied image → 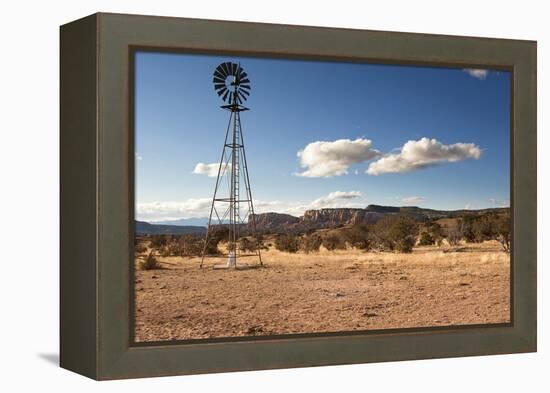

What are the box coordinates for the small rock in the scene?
[459,282,470,286]
[399,276,408,280]
[335,292,345,297]
[246,325,264,335]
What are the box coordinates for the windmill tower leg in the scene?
[237,111,263,265]
[200,112,233,269]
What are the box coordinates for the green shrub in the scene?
[139,252,161,270]
[134,243,147,254]
[150,234,169,249]
[372,215,418,253]
[493,214,510,253]
[239,237,256,253]
[460,216,478,243]
[301,233,322,253]
[275,234,300,253]
[418,231,435,246]
[321,234,346,251]
[425,222,443,246]
[183,235,204,256]
[202,238,220,255]
[451,213,509,252]
[445,226,462,246]
[343,224,372,250]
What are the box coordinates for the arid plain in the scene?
[134,241,510,342]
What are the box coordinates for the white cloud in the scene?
[367,137,482,175]
[136,198,212,221]
[464,68,489,80]
[253,191,365,216]
[137,191,365,221]
[401,196,426,204]
[193,162,231,177]
[296,138,380,177]
[135,153,143,161]
[309,191,362,209]
[489,198,509,207]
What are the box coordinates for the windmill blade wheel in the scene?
[212,62,251,103]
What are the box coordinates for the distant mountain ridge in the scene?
[251,204,509,233]
[364,204,509,219]
[135,220,206,235]
[151,217,209,227]
[136,205,509,235]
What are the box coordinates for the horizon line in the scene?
[139,203,511,223]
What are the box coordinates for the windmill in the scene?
[200,62,263,269]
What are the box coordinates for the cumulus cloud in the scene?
[193,162,231,177]
[366,137,482,175]
[296,138,380,177]
[401,196,426,204]
[309,191,362,209]
[268,191,364,216]
[137,191,365,221]
[464,68,489,80]
[137,198,212,221]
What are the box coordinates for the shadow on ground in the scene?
[38,353,59,366]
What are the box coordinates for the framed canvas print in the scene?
[60,13,536,380]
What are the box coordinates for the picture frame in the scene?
[60,12,536,380]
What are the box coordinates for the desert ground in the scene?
[134,241,510,342]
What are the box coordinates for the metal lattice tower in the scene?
[200,62,263,268]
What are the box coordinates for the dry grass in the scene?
[134,241,510,342]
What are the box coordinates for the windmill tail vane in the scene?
[200,62,263,269]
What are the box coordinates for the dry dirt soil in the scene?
[134,241,510,342]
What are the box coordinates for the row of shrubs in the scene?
[274,213,511,254]
[275,216,418,253]
[137,234,265,270]
[137,229,265,259]
[138,234,212,257]
[459,213,510,252]
[137,213,511,264]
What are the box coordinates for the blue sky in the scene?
[135,51,510,222]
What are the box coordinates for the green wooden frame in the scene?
[60,12,536,380]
